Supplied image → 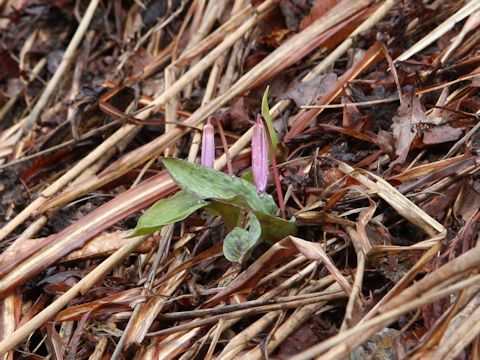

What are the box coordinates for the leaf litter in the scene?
[0,0,480,359]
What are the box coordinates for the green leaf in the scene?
[223,228,249,262]
[163,158,277,215]
[223,213,261,262]
[240,169,253,183]
[128,191,207,237]
[261,86,279,152]
[205,200,296,243]
[254,212,297,243]
[205,201,241,230]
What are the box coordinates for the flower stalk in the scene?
[214,117,233,176]
[255,114,286,219]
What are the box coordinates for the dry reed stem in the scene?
[0,293,16,360]
[396,0,480,62]
[303,0,395,79]
[293,245,480,359]
[336,161,446,237]
[243,283,343,360]
[23,0,101,131]
[163,66,179,157]
[0,235,149,356]
[294,275,480,359]
[146,289,346,338]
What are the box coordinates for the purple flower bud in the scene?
[201,118,215,168]
[252,114,268,193]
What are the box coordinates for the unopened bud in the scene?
[201,117,215,168]
[252,114,268,193]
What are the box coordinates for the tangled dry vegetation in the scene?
[0,0,480,358]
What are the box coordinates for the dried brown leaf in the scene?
[422,125,463,145]
[279,73,337,106]
[391,91,427,166]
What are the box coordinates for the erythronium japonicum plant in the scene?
[130,87,296,262]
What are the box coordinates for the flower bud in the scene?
[201,117,215,168]
[252,114,268,193]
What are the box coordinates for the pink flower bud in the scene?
[252,114,268,193]
[201,118,215,168]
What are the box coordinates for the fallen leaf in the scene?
[391,90,427,166]
[55,288,143,321]
[454,178,480,221]
[377,130,396,158]
[290,237,352,294]
[422,125,463,145]
[279,73,337,106]
[421,182,462,220]
[342,96,365,129]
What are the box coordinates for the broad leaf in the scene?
[128,191,207,237]
[205,201,241,230]
[391,90,426,166]
[223,213,261,262]
[206,199,297,243]
[261,86,279,152]
[240,169,254,183]
[163,158,277,215]
[254,211,297,243]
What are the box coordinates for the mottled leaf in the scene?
[163,158,277,215]
[206,200,296,242]
[223,213,261,262]
[254,211,297,243]
[129,191,207,237]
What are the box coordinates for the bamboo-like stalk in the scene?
[23,0,101,131]
[146,289,346,338]
[304,0,396,78]
[292,246,480,360]
[395,0,480,62]
[336,161,446,237]
[0,235,149,356]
